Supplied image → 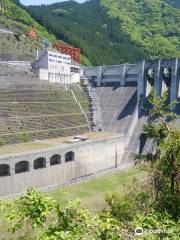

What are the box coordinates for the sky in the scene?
[20,0,84,6]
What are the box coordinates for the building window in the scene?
[71,67,79,73]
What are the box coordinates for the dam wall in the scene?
[92,83,137,135]
[84,58,180,107]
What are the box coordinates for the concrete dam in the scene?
[91,83,137,134]
[0,58,179,198]
[84,57,180,157]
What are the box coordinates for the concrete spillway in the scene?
[92,83,137,135]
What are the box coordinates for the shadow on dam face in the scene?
[93,81,138,134]
[117,90,137,120]
[102,81,137,90]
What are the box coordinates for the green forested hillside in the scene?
[0,0,55,40]
[28,0,146,65]
[0,0,57,60]
[28,0,180,65]
[101,0,180,60]
[0,0,91,65]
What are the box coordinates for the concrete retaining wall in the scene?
[0,135,127,198]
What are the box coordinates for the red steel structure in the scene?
[53,43,81,63]
[27,28,38,40]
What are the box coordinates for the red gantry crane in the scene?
[27,27,38,40]
[53,42,81,63]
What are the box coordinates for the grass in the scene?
[50,167,147,210]
[0,142,53,156]
[0,131,120,156]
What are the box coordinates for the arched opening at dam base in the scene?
[15,161,29,174]
[50,154,61,166]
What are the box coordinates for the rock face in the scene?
[0,32,35,61]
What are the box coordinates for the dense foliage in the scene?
[101,0,180,60]
[1,182,179,239]
[136,91,180,221]
[27,0,180,65]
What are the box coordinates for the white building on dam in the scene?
[33,49,81,84]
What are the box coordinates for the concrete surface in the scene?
[0,132,129,198]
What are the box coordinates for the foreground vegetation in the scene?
[0,167,145,239]
[0,92,179,239]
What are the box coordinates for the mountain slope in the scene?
[28,0,147,65]
[28,0,180,65]
[0,0,91,65]
[0,0,55,41]
[100,0,180,60]
[0,0,56,61]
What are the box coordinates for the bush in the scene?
[105,192,136,222]
[17,133,31,143]
[0,138,6,146]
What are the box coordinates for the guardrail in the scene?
[0,61,32,69]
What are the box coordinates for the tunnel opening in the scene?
[163,67,171,88]
[15,161,29,174]
[34,157,46,170]
[163,67,171,103]
[65,151,75,162]
[147,68,154,87]
[0,164,10,177]
[146,68,154,97]
[50,154,61,166]
[143,68,155,111]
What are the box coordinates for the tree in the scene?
[136,91,180,221]
[6,188,55,239]
[3,189,122,239]
[12,0,21,6]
